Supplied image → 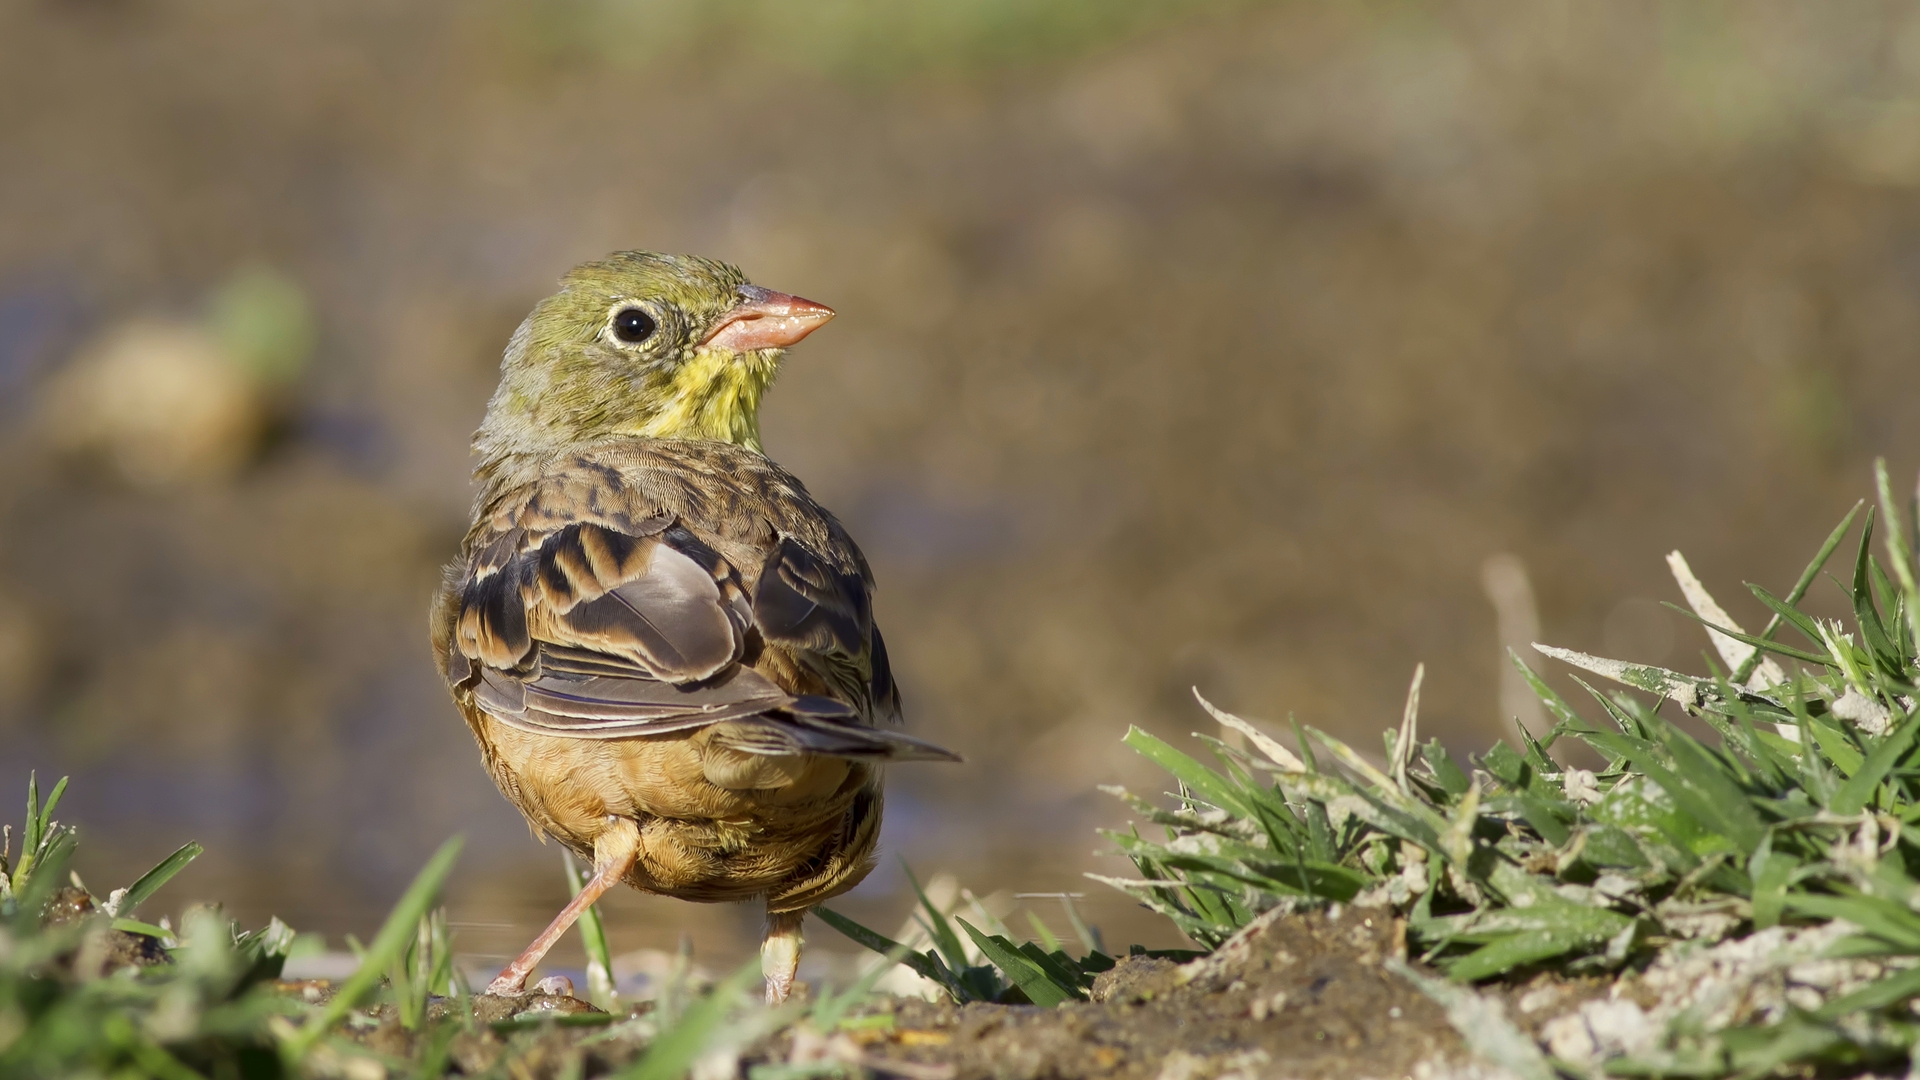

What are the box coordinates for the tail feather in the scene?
[710,714,962,762]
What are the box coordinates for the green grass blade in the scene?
[1717,1016,1845,1077]
[284,836,463,1058]
[22,770,40,858]
[1734,500,1862,683]
[1512,650,1585,732]
[1122,726,1251,816]
[1875,458,1920,657]
[1025,911,1061,954]
[10,847,73,932]
[37,774,68,842]
[1743,583,1826,650]
[1666,607,1833,665]
[9,826,75,925]
[1290,716,1319,774]
[12,772,73,901]
[1444,928,1598,982]
[902,861,968,971]
[1286,725,1336,859]
[111,917,173,940]
[1849,510,1903,671]
[1830,706,1920,815]
[113,840,204,917]
[1747,834,1797,931]
[429,907,453,997]
[1578,726,1761,858]
[389,938,419,1031]
[812,906,971,1001]
[1016,940,1095,994]
[812,905,908,955]
[1059,894,1104,955]
[956,919,1075,1007]
[1804,713,1864,778]
[1650,723,1766,854]
[564,851,617,1009]
[1786,894,1920,951]
[1869,556,1915,665]
[1420,740,1471,799]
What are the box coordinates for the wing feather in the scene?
[443,444,952,761]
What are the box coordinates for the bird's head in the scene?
[476,251,834,461]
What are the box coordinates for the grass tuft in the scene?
[0,792,902,1077]
[1095,459,1920,1075]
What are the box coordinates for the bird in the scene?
[431,251,959,1004]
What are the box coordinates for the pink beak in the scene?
[700,285,835,352]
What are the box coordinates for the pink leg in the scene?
[488,818,640,996]
[762,909,805,1004]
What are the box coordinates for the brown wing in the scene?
[443,453,949,761]
[754,535,902,723]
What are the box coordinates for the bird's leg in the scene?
[488,817,640,996]
[762,909,805,1004]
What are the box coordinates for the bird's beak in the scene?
[700,285,835,352]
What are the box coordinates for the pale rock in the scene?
[41,318,268,488]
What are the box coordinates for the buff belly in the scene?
[468,708,881,910]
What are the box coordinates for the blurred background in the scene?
[4,0,1920,982]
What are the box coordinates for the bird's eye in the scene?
[612,307,656,344]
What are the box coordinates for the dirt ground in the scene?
[816,905,1466,1080]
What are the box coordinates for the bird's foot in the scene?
[485,972,528,996]
[762,909,805,1004]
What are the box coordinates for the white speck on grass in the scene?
[1833,687,1893,736]
[1562,769,1601,806]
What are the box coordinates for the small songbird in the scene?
[431,252,959,1003]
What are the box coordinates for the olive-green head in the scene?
[475,251,833,463]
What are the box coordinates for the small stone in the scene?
[1515,985,1558,1014]
[40,886,96,929]
[1248,988,1290,1021]
[40,318,271,488]
[1155,1050,1209,1080]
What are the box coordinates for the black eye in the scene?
[612,307,656,343]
